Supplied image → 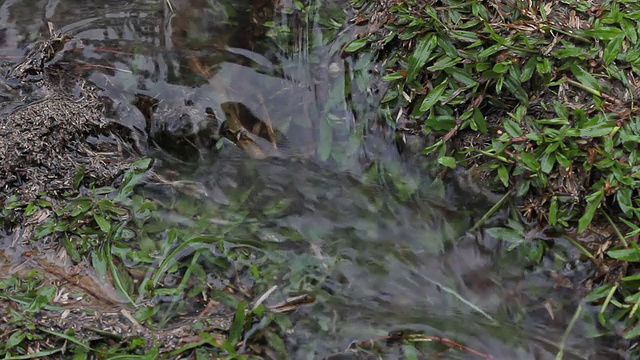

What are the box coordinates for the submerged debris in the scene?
[0,24,137,201]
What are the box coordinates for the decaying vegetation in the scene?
[0,24,136,201]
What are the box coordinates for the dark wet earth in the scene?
[0,0,630,359]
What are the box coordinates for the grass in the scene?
[3,0,640,358]
[347,0,640,341]
[0,158,295,359]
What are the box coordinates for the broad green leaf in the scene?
[583,284,615,302]
[554,46,586,59]
[493,61,511,73]
[437,36,458,58]
[73,167,86,190]
[545,142,560,154]
[382,72,405,81]
[34,221,55,239]
[403,344,420,360]
[604,33,625,64]
[556,152,571,168]
[486,227,523,243]
[540,152,555,173]
[585,27,622,40]
[497,165,509,187]
[423,139,444,155]
[28,285,56,312]
[579,125,614,137]
[549,196,558,226]
[229,301,247,345]
[523,240,545,264]
[483,70,502,80]
[553,101,570,119]
[617,187,634,217]
[427,56,461,71]
[515,105,526,121]
[264,330,288,356]
[496,75,504,94]
[570,64,602,92]
[504,75,529,104]
[622,272,640,281]
[625,324,640,339]
[607,248,640,262]
[71,200,92,217]
[115,158,153,202]
[621,18,637,44]
[578,189,604,233]
[94,213,111,233]
[526,132,542,142]
[476,62,492,72]
[536,57,551,74]
[472,108,487,133]
[449,29,478,42]
[520,56,537,82]
[23,202,38,217]
[381,86,399,103]
[419,80,448,112]
[344,38,367,52]
[518,180,530,196]
[406,34,437,82]
[6,329,25,349]
[485,22,507,44]
[438,156,457,168]
[446,67,477,86]
[318,117,333,161]
[62,236,82,263]
[503,119,522,137]
[520,152,540,171]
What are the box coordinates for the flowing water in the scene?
[0,0,628,359]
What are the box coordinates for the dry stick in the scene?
[563,76,623,106]
[251,285,278,311]
[350,333,493,359]
[26,258,120,306]
[415,335,494,360]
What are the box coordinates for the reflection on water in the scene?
[0,0,625,358]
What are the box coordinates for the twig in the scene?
[251,285,278,310]
[348,332,494,359]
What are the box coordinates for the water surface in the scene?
[0,0,625,358]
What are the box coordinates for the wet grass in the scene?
[347,0,640,344]
[0,158,300,359]
[3,157,478,359]
[2,0,640,358]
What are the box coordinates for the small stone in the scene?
[328,62,342,77]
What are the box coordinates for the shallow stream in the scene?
[0,0,626,358]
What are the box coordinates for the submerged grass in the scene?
[348,0,640,342]
[0,158,295,359]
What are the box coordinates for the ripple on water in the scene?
[0,0,625,358]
